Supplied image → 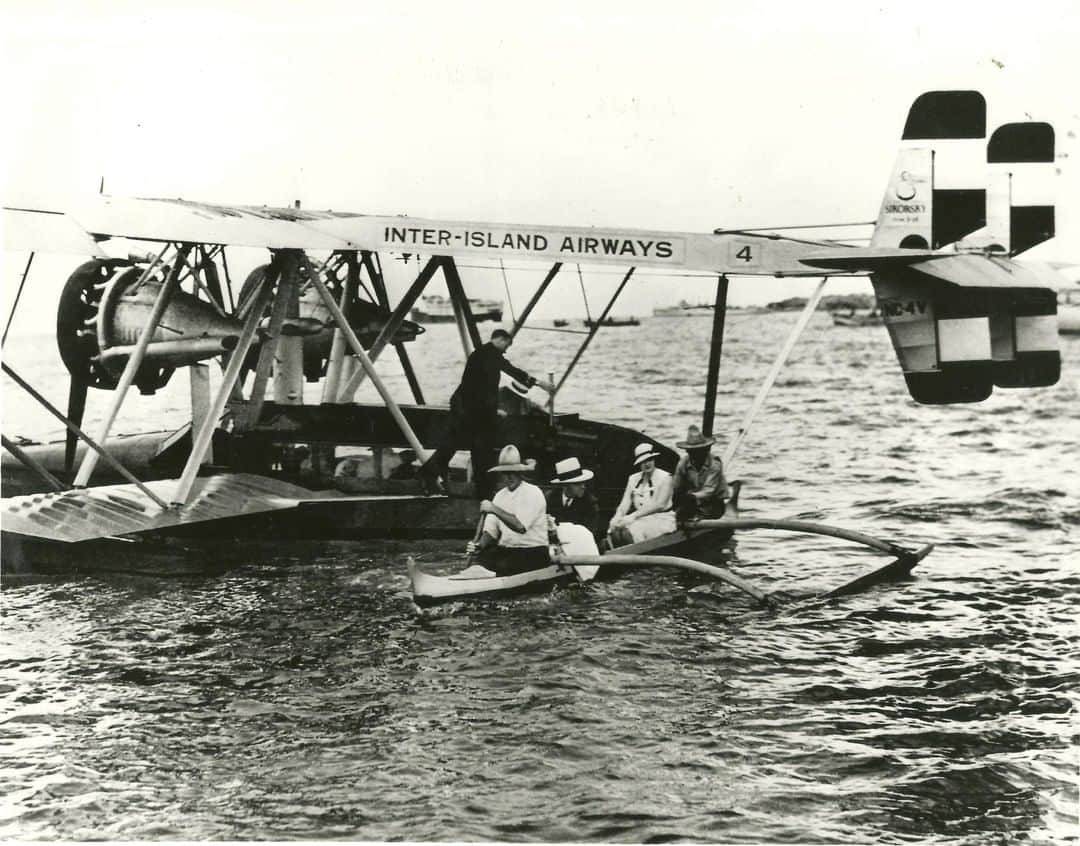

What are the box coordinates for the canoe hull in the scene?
[408,523,737,604]
[409,558,578,606]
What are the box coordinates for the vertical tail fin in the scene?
[985,122,1056,255]
[867,92,1061,404]
[872,90,987,250]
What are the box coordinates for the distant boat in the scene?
[1059,306,1080,335]
[553,318,569,327]
[1059,290,1080,335]
[410,294,503,323]
[585,316,640,328]
[653,300,713,317]
[832,309,883,327]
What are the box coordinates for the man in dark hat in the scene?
[546,457,599,540]
[421,328,554,498]
[672,425,727,522]
[388,448,419,480]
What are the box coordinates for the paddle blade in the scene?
[572,564,599,583]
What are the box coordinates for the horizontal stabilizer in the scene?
[1,473,313,543]
[906,254,1065,289]
[801,247,941,270]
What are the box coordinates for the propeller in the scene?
[64,377,88,473]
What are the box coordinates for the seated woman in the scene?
[606,443,676,547]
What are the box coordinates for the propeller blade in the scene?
[64,377,88,473]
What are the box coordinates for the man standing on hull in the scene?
[422,328,554,498]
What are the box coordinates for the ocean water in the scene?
[2,311,1078,843]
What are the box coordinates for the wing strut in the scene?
[443,257,482,355]
[722,277,828,469]
[300,253,427,458]
[2,362,170,509]
[320,252,358,403]
[338,256,443,401]
[702,274,730,438]
[554,266,636,396]
[73,244,189,488]
[510,262,563,340]
[173,261,278,505]
[2,434,68,492]
[366,252,426,405]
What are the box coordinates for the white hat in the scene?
[550,457,594,485]
[632,442,662,466]
[487,444,537,473]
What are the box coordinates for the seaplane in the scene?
[1,90,1067,605]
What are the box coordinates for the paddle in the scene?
[465,513,487,562]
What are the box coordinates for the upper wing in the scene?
[2,206,110,257]
[5,195,836,275]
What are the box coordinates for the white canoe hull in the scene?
[408,558,579,605]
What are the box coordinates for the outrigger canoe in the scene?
[407,482,934,606]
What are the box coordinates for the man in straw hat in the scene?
[547,457,599,540]
[465,444,551,575]
[672,425,727,522]
[421,328,555,498]
[606,442,676,548]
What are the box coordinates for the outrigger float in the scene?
[1,91,1067,596]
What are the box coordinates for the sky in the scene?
[2,0,1079,329]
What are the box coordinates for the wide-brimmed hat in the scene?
[632,442,662,466]
[550,457,594,484]
[487,444,537,473]
[676,425,715,450]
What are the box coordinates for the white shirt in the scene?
[627,467,672,513]
[483,481,548,548]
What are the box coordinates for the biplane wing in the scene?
[2,205,110,257]
[7,195,840,276]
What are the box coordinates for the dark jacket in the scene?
[546,488,599,538]
[451,342,534,419]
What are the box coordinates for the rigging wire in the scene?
[2,252,34,348]
[714,220,875,232]
[220,248,236,312]
[576,264,593,322]
[499,259,517,324]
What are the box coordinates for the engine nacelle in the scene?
[57,259,244,395]
[239,263,425,382]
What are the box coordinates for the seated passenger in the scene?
[388,448,420,480]
[465,445,550,576]
[672,425,727,522]
[607,443,676,547]
[546,457,599,540]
